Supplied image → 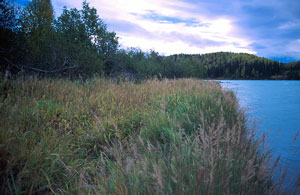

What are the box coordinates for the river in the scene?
[219,80,300,191]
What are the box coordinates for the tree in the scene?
[55,1,118,75]
[0,0,22,79]
[20,0,57,70]
[241,65,246,78]
[21,0,54,33]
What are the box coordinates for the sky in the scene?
[15,0,300,62]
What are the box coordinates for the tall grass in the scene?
[0,77,291,194]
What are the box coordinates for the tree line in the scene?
[1,0,118,78]
[1,0,300,80]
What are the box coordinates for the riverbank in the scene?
[0,77,287,194]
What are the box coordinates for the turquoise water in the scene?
[219,80,300,190]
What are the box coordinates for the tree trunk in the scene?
[4,65,11,81]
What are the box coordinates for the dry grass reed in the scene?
[0,77,296,194]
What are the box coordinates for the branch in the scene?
[3,56,13,65]
[13,64,79,73]
[9,57,78,73]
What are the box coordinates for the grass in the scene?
[0,77,292,194]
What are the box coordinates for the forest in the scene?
[1,0,300,80]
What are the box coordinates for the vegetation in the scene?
[1,0,300,80]
[0,0,299,193]
[0,77,290,194]
[1,0,118,77]
[113,51,300,80]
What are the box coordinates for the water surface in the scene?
[219,80,300,189]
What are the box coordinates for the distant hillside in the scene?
[164,52,300,79]
[283,60,300,79]
[110,51,300,80]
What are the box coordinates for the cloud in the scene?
[16,0,300,61]
[50,0,257,56]
[185,0,300,61]
[279,20,300,30]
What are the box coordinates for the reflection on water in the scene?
[218,80,300,190]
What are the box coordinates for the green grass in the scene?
[0,77,286,194]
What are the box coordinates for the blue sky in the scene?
[15,0,300,62]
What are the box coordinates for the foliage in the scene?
[54,1,118,76]
[1,0,118,77]
[20,0,56,70]
[0,0,23,73]
[113,50,300,80]
[1,0,299,79]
